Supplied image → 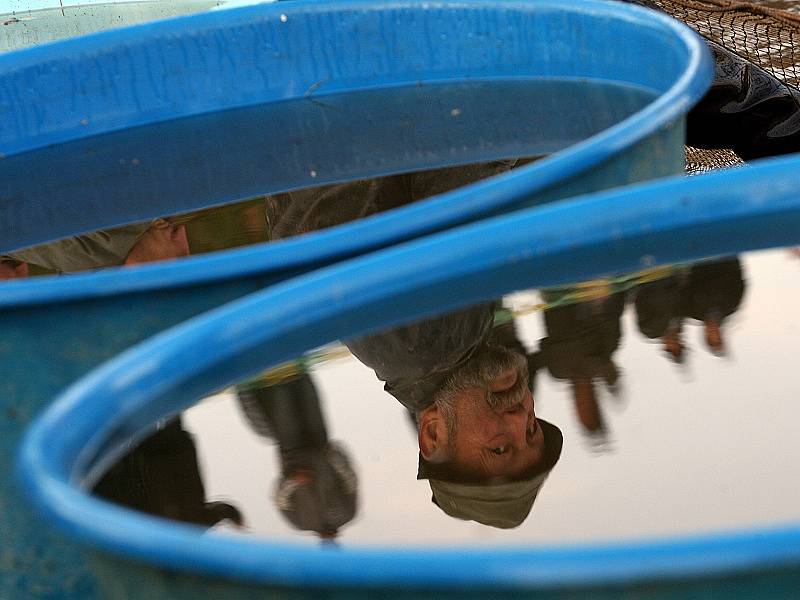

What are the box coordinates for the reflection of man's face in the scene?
[0,260,28,280]
[423,345,545,481]
[124,220,190,266]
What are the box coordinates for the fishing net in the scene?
[631,0,800,171]
[684,145,745,172]
[635,0,800,84]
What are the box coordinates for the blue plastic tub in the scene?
[17,154,800,599]
[0,1,711,597]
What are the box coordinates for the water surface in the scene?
[93,248,800,547]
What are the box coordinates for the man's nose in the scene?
[500,405,529,448]
[171,224,191,256]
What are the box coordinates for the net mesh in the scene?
[635,0,800,85]
[632,0,800,171]
[684,145,745,172]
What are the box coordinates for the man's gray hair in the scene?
[431,344,529,440]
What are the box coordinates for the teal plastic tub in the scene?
[0,0,711,597]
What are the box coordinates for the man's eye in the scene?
[491,446,507,455]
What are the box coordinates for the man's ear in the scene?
[418,405,448,463]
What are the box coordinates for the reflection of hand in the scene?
[0,260,28,280]
[704,319,725,356]
[661,321,685,364]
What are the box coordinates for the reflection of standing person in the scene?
[634,275,686,363]
[93,419,242,529]
[537,292,625,436]
[634,258,745,358]
[236,374,358,540]
[683,258,745,355]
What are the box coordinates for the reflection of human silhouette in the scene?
[0,218,189,278]
[265,164,560,529]
[634,274,686,362]
[346,302,562,529]
[537,292,625,436]
[685,259,746,354]
[265,161,520,240]
[0,258,28,279]
[236,374,358,540]
[93,419,242,529]
[635,258,745,358]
